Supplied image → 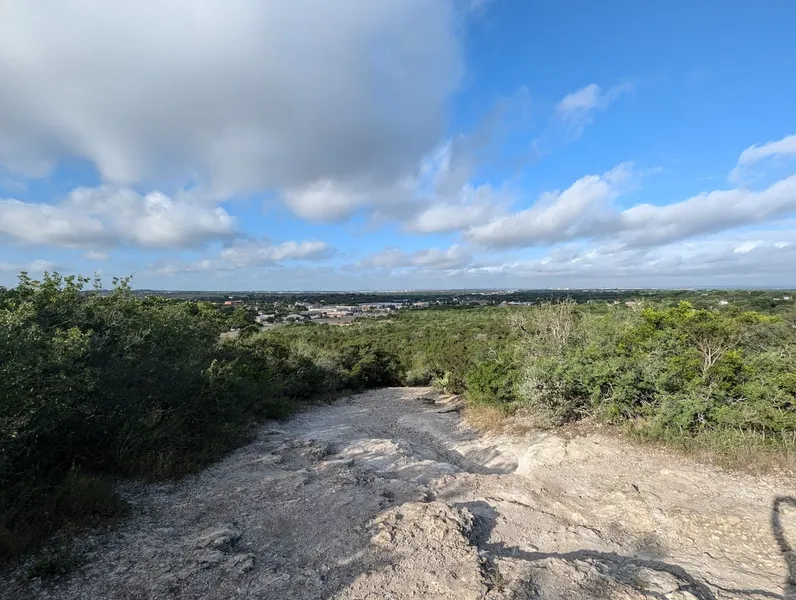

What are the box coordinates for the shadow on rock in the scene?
[450,492,787,600]
[773,496,796,600]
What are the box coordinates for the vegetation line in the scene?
[2,273,794,563]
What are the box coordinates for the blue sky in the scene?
[2,0,796,290]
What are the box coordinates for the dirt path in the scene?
[5,388,795,599]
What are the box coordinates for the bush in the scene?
[466,352,519,405]
[0,273,372,560]
[3,278,793,559]
[513,301,796,456]
[338,343,401,389]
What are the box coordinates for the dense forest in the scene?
[1,273,794,562]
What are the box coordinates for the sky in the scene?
[2,1,796,290]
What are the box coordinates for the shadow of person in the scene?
[772,496,796,600]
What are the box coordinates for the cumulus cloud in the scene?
[555,82,633,139]
[85,250,110,261]
[730,134,796,181]
[280,127,515,226]
[383,131,516,233]
[153,239,334,275]
[618,175,796,247]
[152,229,796,287]
[456,230,796,286]
[282,181,368,222]
[406,184,508,234]
[0,1,462,197]
[282,178,418,222]
[0,187,236,249]
[0,1,522,244]
[151,259,222,277]
[354,245,471,271]
[0,259,57,273]
[467,163,633,247]
[466,141,796,252]
[219,240,334,267]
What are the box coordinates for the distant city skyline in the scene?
[2,1,796,290]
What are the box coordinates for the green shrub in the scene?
[513,301,796,452]
[3,277,793,559]
[466,352,519,405]
[0,273,362,560]
[338,343,401,389]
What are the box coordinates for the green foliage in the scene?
[262,308,518,394]
[227,306,256,330]
[0,273,368,560]
[262,301,795,461]
[512,301,796,455]
[2,275,794,560]
[0,468,127,562]
[466,352,519,405]
[338,343,401,389]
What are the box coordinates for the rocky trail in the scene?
[5,387,796,599]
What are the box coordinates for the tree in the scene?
[511,298,576,355]
[228,306,255,329]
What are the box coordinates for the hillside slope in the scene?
[5,388,794,599]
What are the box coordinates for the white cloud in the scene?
[733,241,761,254]
[0,259,56,273]
[219,240,334,267]
[354,244,471,271]
[151,259,221,276]
[618,175,796,247]
[29,259,56,272]
[282,181,368,222]
[555,82,633,139]
[412,245,471,269]
[85,250,110,261]
[280,130,516,227]
[358,131,516,233]
[467,163,633,246]
[466,141,796,252]
[457,230,796,286]
[153,239,334,275]
[406,184,508,233]
[730,134,796,181]
[0,1,462,198]
[147,228,796,287]
[280,131,502,225]
[0,187,236,249]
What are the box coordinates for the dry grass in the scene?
[622,421,796,476]
[464,403,536,436]
[463,404,511,433]
[666,430,796,475]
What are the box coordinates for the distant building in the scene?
[336,305,361,313]
[284,313,309,322]
[360,302,399,312]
